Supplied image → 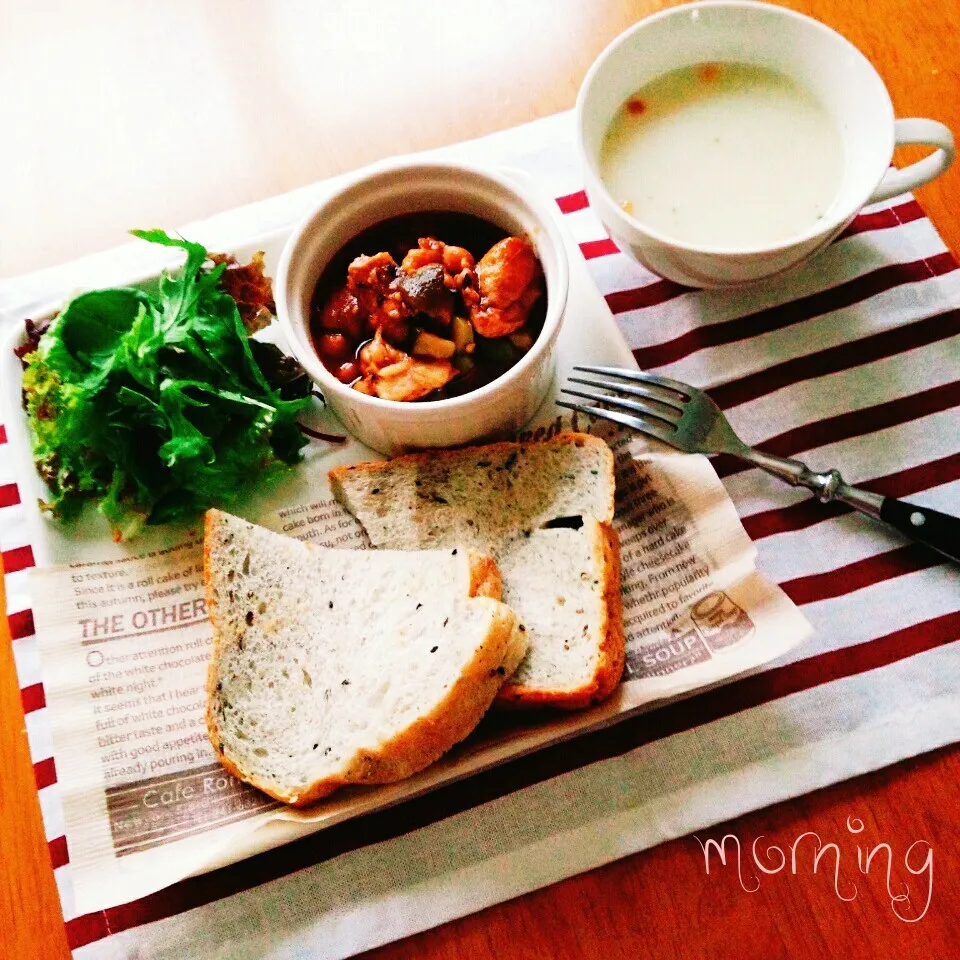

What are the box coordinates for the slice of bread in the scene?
[329,433,624,709]
[329,432,615,551]
[493,518,624,709]
[204,509,525,806]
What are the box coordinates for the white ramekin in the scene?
[275,160,569,455]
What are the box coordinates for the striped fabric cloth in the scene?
[556,187,960,636]
[2,112,959,957]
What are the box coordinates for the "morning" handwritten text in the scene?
[695,816,933,922]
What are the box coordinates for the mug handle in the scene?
[868,118,955,203]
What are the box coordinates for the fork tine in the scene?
[566,375,685,414]
[560,387,680,427]
[572,365,694,398]
[555,400,680,448]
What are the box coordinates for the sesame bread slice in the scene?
[328,432,615,552]
[204,509,525,806]
[494,518,624,709]
[329,433,624,709]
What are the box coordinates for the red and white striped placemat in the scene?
[3,112,959,958]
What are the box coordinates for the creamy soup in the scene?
[599,62,845,249]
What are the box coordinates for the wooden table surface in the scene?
[2,1,958,956]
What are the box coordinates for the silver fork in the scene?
[558,365,960,564]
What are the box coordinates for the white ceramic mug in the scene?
[576,0,955,287]
[275,161,569,455]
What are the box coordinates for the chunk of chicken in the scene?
[400,238,477,292]
[358,329,407,377]
[369,358,458,402]
[346,252,412,344]
[356,330,457,401]
[347,251,396,291]
[467,236,543,338]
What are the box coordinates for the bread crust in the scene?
[467,550,502,600]
[595,521,626,700]
[328,431,616,524]
[203,510,254,795]
[203,510,523,807]
[494,520,625,711]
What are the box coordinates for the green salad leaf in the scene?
[20,230,311,541]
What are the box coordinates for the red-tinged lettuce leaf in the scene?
[15,318,53,366]
[211,251,276,334]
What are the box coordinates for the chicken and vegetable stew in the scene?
[310,212,546,402]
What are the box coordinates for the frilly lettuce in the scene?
[20,229,310,541]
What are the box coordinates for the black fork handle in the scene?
[737,448,960,565]
[878,498,960,564]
